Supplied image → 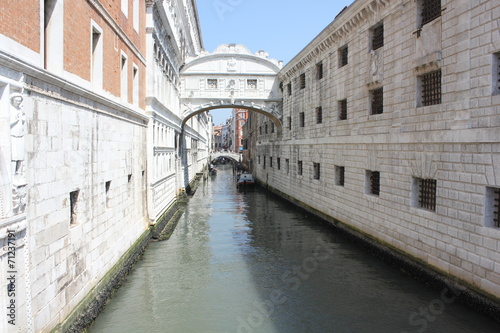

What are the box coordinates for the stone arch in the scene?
[181,104,282,128]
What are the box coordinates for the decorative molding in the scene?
[281,0,392,81]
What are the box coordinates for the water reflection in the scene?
[90,166,500,333]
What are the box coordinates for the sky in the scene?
[195,0,355,126]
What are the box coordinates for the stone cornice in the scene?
[88,0,146,65]
[280,0,391,81]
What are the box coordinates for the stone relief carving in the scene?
[370,50,380,76]
[268,103,282,119]
[227,57,237,72]
[10,93,27,215]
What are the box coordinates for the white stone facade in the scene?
[252,0,500,300]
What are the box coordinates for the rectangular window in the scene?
[263,156,266,169]
[207,79,218,89]
[105,181,111,207]
[270,157,273,168]
[339,45,348,67]
[420,0,441,27]
[316,107,323,124]
[300,73,306,89]
[298,161,303,176]
[258,155,261,164]
[286,159,290,175]
[133,0,139,31]
[132,65,139,106]
[91,26,103,88]
[247,79,257,89]
[121,0,128,17]
[366,171,380,196]
[485,187,500,228]
[287,83,292,96]
[420,70,441,106]
[316,62,324,80]
[494,52,500,95]
[371,23,384,51]
[335,166,345,186]
[415,178,437,211]
[277,158,281,170]
[121,53,128,101]
[370,87,384,115]
[299,112,305,127]
[265,123,268,134]
[271,123,275,133]
[339,99,347,120]
[313,163,320,180]
[70,190,79,225]
[287,116,292,130]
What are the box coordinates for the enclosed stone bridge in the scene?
[180,44,284,127]
[210,151,241,163]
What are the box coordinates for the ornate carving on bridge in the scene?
[180,44,283,126]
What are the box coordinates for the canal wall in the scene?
[250,0,500,321]
[51,197,185,333]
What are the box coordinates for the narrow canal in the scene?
[90,165,500,333]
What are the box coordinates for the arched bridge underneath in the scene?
[180,44,284,127]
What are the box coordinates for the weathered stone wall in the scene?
[254,0,500,301]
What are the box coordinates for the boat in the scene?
[237,173,255,188]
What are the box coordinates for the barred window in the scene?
[263,156,266,169]
[372,23,384,51]
[339,99,347,120]
[299,112,305,127]
[207,79,218,89]
[495,52,500,94]
[287,116,292,130]
[270,157,273,168]
[370,88,384,115]
[335,166,345,186]
[265,123,268,134]
[420,70,441,106]
[417,178,437,211]
[316,62,324,80]
[271,123,275,133]
[277,158,281,170]
[421,0,441,27]
[287,83,292,96]
[70,190,79,225]
[313,163,321,180]
[486,187,500,228]
[316,107,323,124]
[367,170,380,196]
[298,161,303,175]
[286,159,290,174]
[339,45,348,67]
[300,73,306,89]
[247,79,257,89]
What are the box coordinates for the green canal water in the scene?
[89,165,500,333]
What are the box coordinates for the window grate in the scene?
[419,179,437,211]
[372,24,384,50]
[300,73,306,89]
[277,158,281,170]
[421,70,441,106]
[299,112,305,127]
[336,166,345,186]
[247,79,257,89]
[317,62,324,80]
[288,116,292,130]
[370,171,380,196]
[371,88,384,115]
[421,0,441,27]
[287,83,292,96]
[494,188,500,227]
[207,79,218,89]
[298,161,303,175]
[314,163,321,180]
[340,45,348,67]
[316,107,323,124]
[339,99,347,120]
